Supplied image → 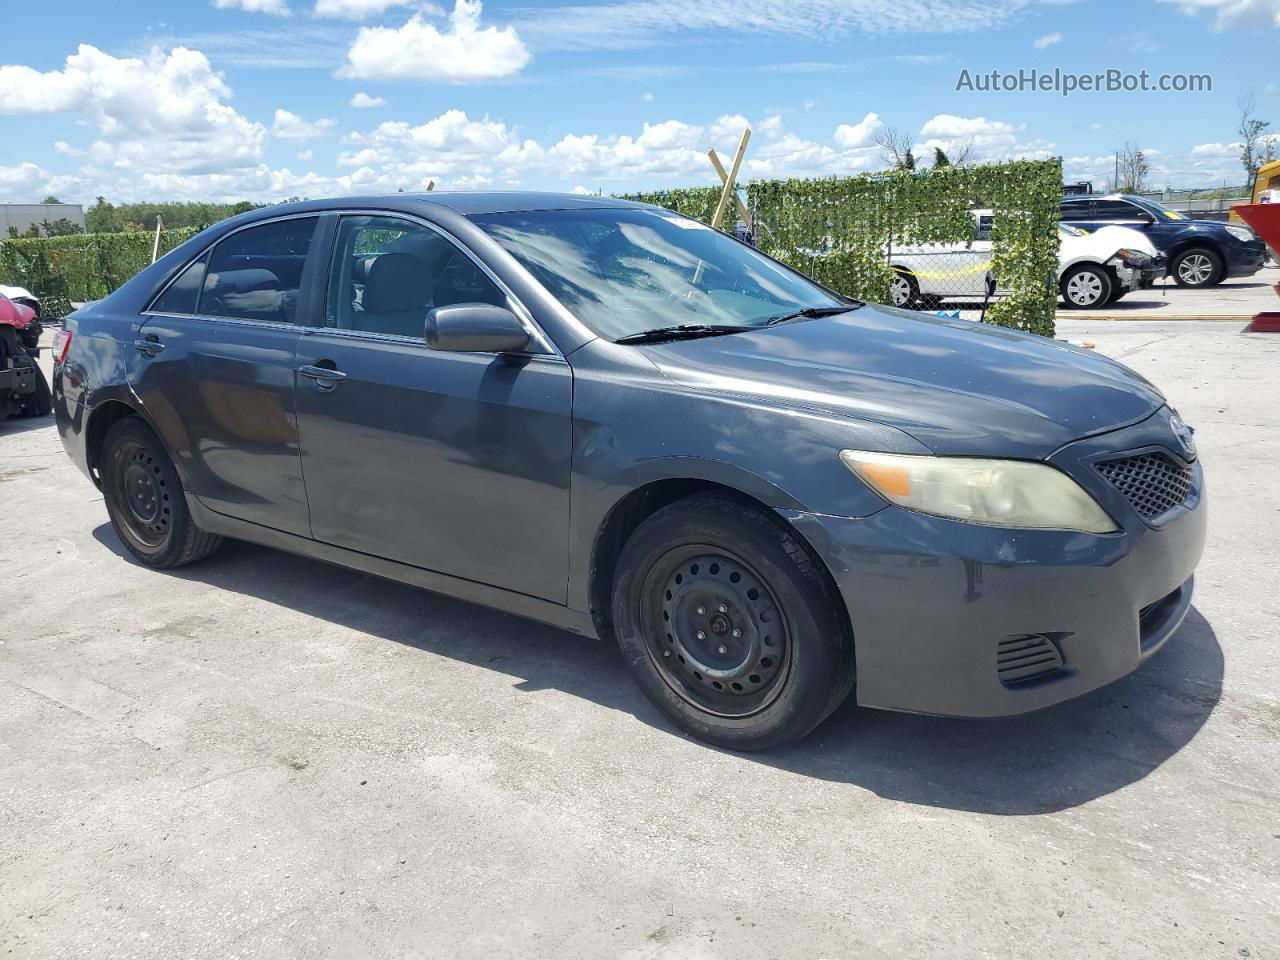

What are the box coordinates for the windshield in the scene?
[470,208,847,341]
[1127,196,1187,222]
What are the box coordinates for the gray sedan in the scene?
[51,193,1205,749]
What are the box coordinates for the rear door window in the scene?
[1059,200,1095,221]
[199,217,318,324]
[1093,200,1142,221]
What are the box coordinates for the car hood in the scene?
[639,305,1165,458]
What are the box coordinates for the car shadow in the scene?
[92,524,1223,816]
[0,413,56,438]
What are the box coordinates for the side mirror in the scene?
[425,303,531,354]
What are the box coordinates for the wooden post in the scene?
[710,128,750,232]
[150,214,164,264]
[426,180,435,192]
[708,150,753,231]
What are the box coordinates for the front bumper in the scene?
[1226,240,1268,278]
[786,409,1207,718]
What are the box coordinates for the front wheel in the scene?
[101,417,223,569]
[611,494,855,750]
[889,270,920,308]
[1171,247,1224,288]
[1060,264,1113,309]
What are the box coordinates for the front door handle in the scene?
[134,336,165,357]
[298,363,347,391]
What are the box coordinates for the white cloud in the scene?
[314,0,418,17]
[833,112,883,149]
[917,113,1055,164]
[642,91,654,102]
[340,0,532,83]
[351,91,386,108]
[297,149,315,162]
[272,108,337,140]
[1033,31,1062,47]
[0,45,266,173]
[1154,0,1280,29]
[337,108,544,191]
[212,0,291,15]
[920,114,1014,139]
[1189,141,1241,159]
[1089,122,1104,131]
[514,0,1054,52]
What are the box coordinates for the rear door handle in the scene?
[134,336,165,357]
[298,364,347,391]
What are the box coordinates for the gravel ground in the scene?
[1,317,1277,959]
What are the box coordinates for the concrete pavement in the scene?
[1,318,1277,959]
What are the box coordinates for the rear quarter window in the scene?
[148,253,208,315]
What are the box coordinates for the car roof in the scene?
[234,191,647,222]
[1060,193,1144,203]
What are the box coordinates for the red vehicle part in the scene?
[1233,204,1280,333]
[0,292,51,418]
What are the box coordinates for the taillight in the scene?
[51,329,72,364]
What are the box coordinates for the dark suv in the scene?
[1059,193,1267,288]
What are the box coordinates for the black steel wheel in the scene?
[612,494,855,750]
[648,547,791,717]
[101,417,223,568]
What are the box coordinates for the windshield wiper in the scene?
[614,324,750,344]
[761,304,863,327]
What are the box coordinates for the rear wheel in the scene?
[611,494,855,750]
[1171,247,1223,288]
[1060,264,1112,309]
[101,417,222,569]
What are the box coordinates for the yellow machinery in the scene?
[1230,158,1280,224]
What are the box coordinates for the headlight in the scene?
[1115,248,1150,266]
[1224,225,1255,243]
[839,450,1118,534]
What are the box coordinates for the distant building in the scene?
[1,203,86,235]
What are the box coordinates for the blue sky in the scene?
[0,0,1276,205]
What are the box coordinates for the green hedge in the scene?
[626,158,1063,336]
[0,227,200,304]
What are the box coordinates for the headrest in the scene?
[363,253,432,313]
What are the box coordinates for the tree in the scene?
[85,196,118,233]
[874,126,916,171]
[41,195,62,205]
[40,217,84,236]
[948,138,976,168]
[933,147,950,168]
[1112,142,1151,193]
[1239,93,1275,187]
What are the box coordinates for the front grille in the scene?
[1096,453,1193,521]
[997,635,1065,686]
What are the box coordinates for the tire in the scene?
[611,494,855,751]
[889,270,920,308]
[1060,264,1113,309]
[1171,247,1224,288]
[1107,288,1128,304]
[101,417,222,569]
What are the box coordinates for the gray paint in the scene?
[52,192,1206,718]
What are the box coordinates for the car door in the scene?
[129,215,321,537]
[293,213,573,603]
